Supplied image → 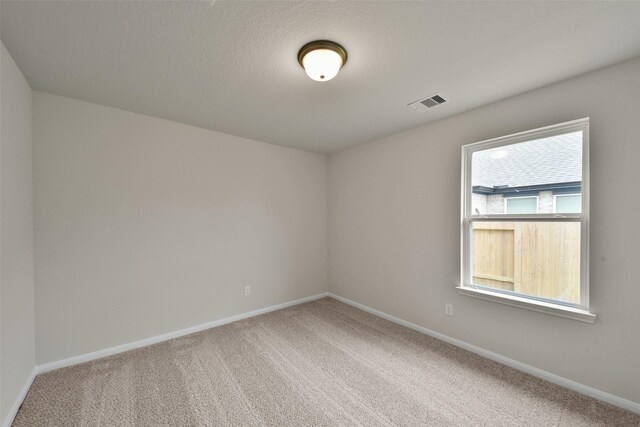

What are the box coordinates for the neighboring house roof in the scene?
[472,131,582,189]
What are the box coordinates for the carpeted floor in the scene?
[14,297,640,426]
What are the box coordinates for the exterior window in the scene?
[460,118,593,322]
[555,194,582,213]
[505,196,538,214]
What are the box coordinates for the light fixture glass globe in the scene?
[302,48,344,82]
[490,149,510,159]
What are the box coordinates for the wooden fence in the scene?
[472,222,581,304]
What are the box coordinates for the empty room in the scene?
[2,1,640,425]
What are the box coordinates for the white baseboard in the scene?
[37,292,329,374]
[2,367,37,427]
[328,292,640,415]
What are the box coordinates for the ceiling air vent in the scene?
[408,93,448,113]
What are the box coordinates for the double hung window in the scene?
[459,118,594,322]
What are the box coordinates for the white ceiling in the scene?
[2,1,640,154]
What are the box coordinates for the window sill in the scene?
[456,286,596,324]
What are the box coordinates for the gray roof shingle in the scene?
[472,131,582,188]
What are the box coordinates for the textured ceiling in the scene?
[2,1,640,154]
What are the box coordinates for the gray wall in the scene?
[1,43,35,421]
[329,58,640,403]
[34,92,328,364]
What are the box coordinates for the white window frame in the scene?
[504,195,539,214]
[458,118,595,323]
[553,193,582,214]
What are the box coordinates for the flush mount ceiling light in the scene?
[298,40,347,82]
[490,149,510,159]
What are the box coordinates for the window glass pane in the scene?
[506,197,537,214]
[555,195,582,213]
[471,221,581,304]
[471,131,582,215]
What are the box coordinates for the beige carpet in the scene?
[14,298,640,426]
